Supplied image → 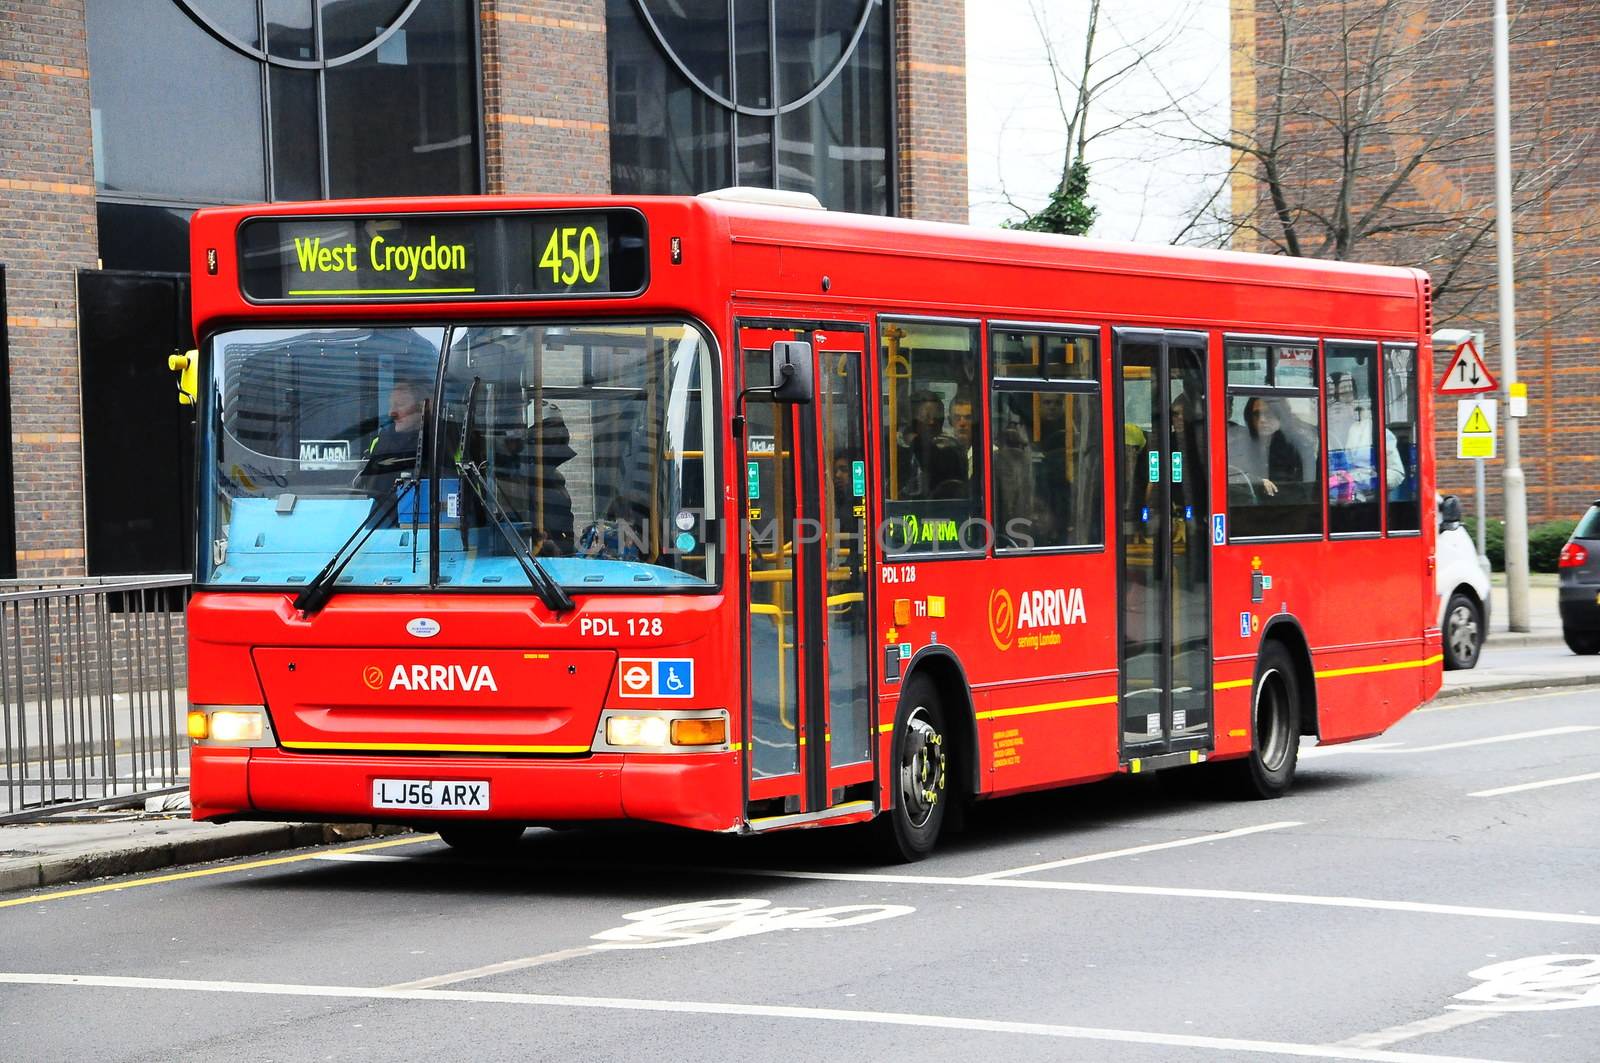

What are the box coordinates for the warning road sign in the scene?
[1456,398,1497,459]
[1439,339,1498,395]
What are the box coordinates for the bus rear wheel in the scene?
[874,674,949,863]
[1221,641,1300,799]
[438,823,526,854]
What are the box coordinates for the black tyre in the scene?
[1220,641,1301,799]
[1441,591,1483,670]
[874,674,950,862]
[438,823,526,854]
[1563,628,1600,656]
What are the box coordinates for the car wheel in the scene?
[1442,591,1483,670]
[874,674,949,862]
[1219,641,1301,800]
[438,823,526,854]
[1563,629,1600,656]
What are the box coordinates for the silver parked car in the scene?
[1437,495,1491,670]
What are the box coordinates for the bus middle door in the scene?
[739,321,875,824]
[1114,329,1214,765]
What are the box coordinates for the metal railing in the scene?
[1,575,192,821]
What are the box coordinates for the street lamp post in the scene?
[1492,0,1529,632]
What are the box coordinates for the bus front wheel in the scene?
[875,674,949,862]
[1221,641,1300,799]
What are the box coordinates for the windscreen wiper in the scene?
[456,460,574,613]
[293,478,417,615]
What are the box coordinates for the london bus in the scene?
[183,189,1441,860]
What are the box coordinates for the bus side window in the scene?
[879,319,983,554]
[1383,344,1420,532]
[990,328,1102,551]
[1225,340,1323,539]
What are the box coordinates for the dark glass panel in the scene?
[265,0,317,59]
[269,68,323,200]
[733,0,770,109]
[637,0,732,95]
[737,114,774,189]
[322,0,479,196]
[96,202,193,274]
[78,271,195,576]
[775,0,859,103]
[187,0,264,47]
[86,0,265,202]
[608,0,733,195]
[265,0,322,199]
[318,0,411,58]
[776,0,887,213]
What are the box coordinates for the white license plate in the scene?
[372,779,489,811]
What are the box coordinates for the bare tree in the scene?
[1159,0,1592,323]
[993,0,1206,234]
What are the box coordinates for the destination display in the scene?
[237,210,648,302]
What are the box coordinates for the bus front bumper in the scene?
[190,746,742,834]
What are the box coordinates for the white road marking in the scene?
[1336,1011,1499,1049]
[1451,954,1600,1012]
[388,946,598,990]
[588,898,915,949]
[1305,725,1599,757]
[0,972,1515,1063]
[1469,770,1600,798]
[708,867,1600,926]
[968,821,1303,880]
[313,853,411,863]
[388,899,915,989]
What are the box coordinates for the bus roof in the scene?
[190,193,1426,333]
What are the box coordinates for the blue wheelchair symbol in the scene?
[655,659,694,698]
[1212,514,1227,545]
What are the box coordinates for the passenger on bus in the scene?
[1240,397,1303,497]
[497,398,576,556]
[355,378,428,496]
[949,395,977,478]
[903,390,964,498]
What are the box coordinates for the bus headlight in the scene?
[595,709,729,753]
[188,706,275,747]
[607,715,670,747]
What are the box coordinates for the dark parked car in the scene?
[1558,500,1600,655]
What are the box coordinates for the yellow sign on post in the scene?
[1456,398,1497,459]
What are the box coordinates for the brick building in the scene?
[1229,0,1598,523]
[0,0,968,580]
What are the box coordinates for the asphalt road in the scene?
[3,688,1598,1062]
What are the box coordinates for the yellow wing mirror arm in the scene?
[168,349,198,406]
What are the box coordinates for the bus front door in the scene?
[739,322,876,823]
[1114,329,1214,764]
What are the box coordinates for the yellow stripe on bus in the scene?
[278,740,590,754]
[978,695,1118,721]
[1214,654,1443,691]
[1314,654,1443,680]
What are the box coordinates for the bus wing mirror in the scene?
[770,341,813,404]
[168,349,198,407]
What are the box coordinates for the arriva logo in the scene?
[990,587,1087,651]
[375,664,499,692]
[1017,588,1087,629]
